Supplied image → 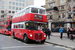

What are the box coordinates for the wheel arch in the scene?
[24,33,28,37]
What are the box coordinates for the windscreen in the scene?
[25,22,47,30]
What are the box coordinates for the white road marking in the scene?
[55,46,71,50]
[0,45,52,49]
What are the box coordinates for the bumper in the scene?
[28,34,46,42]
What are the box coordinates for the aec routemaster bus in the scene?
[0,16,12,35]
[11,5,47,43]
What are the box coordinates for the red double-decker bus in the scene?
[0,15,12,35]
[11,5,47,43]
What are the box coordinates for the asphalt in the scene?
[0,34,69,50]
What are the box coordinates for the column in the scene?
[48,20,52,30]
[67,23,71,28]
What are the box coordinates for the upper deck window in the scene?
[39,9,45,14]
[31,8,46,15]
[31,8,38,13]
[25,8,30,14]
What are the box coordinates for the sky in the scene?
[34,0,45,6]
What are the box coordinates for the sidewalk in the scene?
[46,35,75,49]
[51,32,67,37]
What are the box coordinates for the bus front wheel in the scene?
[41,40,45,44]
[23,35,29,43]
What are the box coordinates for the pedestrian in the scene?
[47,28,51,39]
[67,28,70,38]
[69,28,73,34]
[44,28,48,37]
[70,28,75,40]
[59,27,64,39]
[42,27,45,33]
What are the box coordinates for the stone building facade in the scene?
[45,0,75,31]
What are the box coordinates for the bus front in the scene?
[26,7,47,43]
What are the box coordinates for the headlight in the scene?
[44,35,46,37]
[30,34,32,37]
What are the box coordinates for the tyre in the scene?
[4,31,6,35]
[41,40,45,44]
[13,32,15,38]
[23,35,29,43]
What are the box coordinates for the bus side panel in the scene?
[6,31,11,35]
[11,29,29,40]
[20,29,29,40]
[12,14,30,23]
[0,29,3,34]
[11,29,19,38]
[43,15,47,22]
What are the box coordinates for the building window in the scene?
[61,6,64,9]
[13,2,15,5]
[73,0,75,2]
[1,10,4,13]
[61,0,64,4]
[68,15,72,19]
[16,3,18,6]
[73,10,75,12]
[12,7,15,9]
[9,2,11,4]
[53,3,55,7]
[9,11,11,13]
[19,3,21,6]
[23,0,24,2]
[16,0,18,1]
[1,1,4,4]
[19,0,21,2]
[12,11,15,14]
[19,8,21,10]
[73,7,75,8]
[1,6,4,9]
[9,6,11,9]
[16,7,18,10]
[51,4,53,7]
[1,15,4,18]
[68,0,71,2]
[62,13,65,18]
[22,4,24,6]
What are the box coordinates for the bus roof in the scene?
[25,5,46,9]
[14,5,46,14]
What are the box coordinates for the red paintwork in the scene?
[12,13,47,23]
[0,15,12,35]
[12,13,47,42]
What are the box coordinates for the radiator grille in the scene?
[34,33,43,40]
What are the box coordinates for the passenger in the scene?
[44,28,47,37]
[42,27,45,33]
